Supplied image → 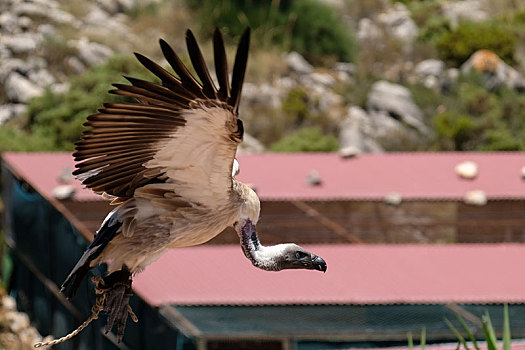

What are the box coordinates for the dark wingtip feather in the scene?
[159,38,204,98]
[133,52,182,87]
[228,27,250,113]
[185,29,218,99]
[213,28,230,102]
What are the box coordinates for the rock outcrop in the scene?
[461,50,525,91]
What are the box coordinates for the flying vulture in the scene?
[60,28,327,342]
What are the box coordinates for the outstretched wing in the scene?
[73,28,250,207]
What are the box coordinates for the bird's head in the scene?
[237,217,328,273]
[272,243,327,272]
[235,182,327,273]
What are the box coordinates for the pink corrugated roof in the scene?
[132,244,525,306]
[2,152,100,201]
[235,152,525,200]
[3,151,525,201]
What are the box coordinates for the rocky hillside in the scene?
[1,0,525,154]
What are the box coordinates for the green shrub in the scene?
[435,21,517,66]
[408,0,444,28]
[434,112,476,150]
[281,87,309,122]
[0,124,56,152]
[286,0,356,63]
[187,0,356,63]
[417,15,451,43]
[270,127,338,152]
[515,11,525,23]
[482,128,522,151]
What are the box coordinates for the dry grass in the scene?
[481,0,525,16]
[343,0,389,20]
[127,2,192,57]
[245,49,287,84]
[56,0,91,18]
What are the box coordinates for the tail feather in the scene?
[61,214,122,299]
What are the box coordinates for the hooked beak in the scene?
[312,255,327,273]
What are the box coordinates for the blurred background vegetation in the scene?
[0,0,525,153]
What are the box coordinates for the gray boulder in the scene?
[0,104,27,125]
[2,33,41,54]
[367,80,430,135]
[357,18,382,42]
[0,58,28,81]
[377,3,418,42]
[18,16,33,31]
[5,72,43,103]
[339,106,383,154]
[286,52,313,74]
[414,59,445,90]
[28,68,55,88]
[442,0,487,28]
[0,45,10,59]
[66,56,87,74]
[237,133,265,154]
[334,62,356,82]
[72,37,113,67]
[415,59,445,78]
[334,62,356,75]
[241,82,283,110]
[0,57,46,82]
[84,5,132,36]
[97,0,121,14]
[13,2,75,25]
[461,50,525,91]
[37,24,56,37]
[0,12,18,34]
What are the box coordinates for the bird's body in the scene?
[95,179,255,273]
[60,28,326,343]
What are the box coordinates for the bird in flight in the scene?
[60,28,327,342]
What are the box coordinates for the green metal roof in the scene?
[166,304,525,344]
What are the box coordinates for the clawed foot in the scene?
[92,267,138,342]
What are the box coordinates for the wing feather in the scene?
[133,53,196,98]
[185,29,218,99]
[213,28,230,101]
[74,28,250,203]
[159,38,204,98]
[229,28,250,113]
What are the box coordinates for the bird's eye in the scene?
[295,251,308,259]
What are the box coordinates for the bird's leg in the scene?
[93,266,138,342]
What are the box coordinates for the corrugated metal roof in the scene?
[347,340,525,350]
[235,152,525,201]
[2,152,100,201]
[132,244,525,306]
[3,151,525,201]
[171,304,524,340]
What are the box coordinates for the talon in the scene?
[93,268,134,341]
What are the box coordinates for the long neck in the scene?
[238,219,282,271]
